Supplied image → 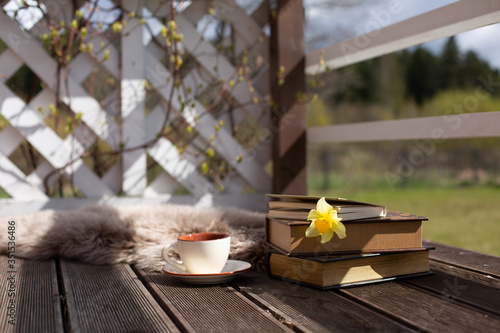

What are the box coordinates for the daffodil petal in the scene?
[316,197,332,215]
[329,210,341,222]
[307,209,321,221]
[333,221,347,239]
[305,222,320,237]
[320,229,334,243]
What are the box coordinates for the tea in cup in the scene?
[162,232,230,274]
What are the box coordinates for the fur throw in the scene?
[1,204,268,272]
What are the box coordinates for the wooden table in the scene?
[1,240,499,332]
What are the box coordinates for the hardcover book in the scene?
[266,194,386,221]
[266,211,427,256]
[267,247,433,290]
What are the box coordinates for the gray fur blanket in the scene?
[0,204,268,272]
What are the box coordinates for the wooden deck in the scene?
[1,240,499,332]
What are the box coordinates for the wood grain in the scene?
[339,281,500,332]
[136,270,291,332]
[0,257,62,333]
[403,261,500,317]
[234,271,416,332]
[425,240,500,277]
[60,261,178,333]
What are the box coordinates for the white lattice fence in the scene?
[0,0,272,213]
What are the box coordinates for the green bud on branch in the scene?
[201,162,209,175]
[207,147,215,158]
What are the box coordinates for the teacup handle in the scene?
[161,242,187,272]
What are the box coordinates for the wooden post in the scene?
[270,0,307,194]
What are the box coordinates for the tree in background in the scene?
[439,36,461,90]
[406,47,440,107]
[307,36,500,190]
[461,50,497,89]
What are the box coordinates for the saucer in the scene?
[163,260,252,285]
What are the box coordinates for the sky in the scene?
[304,0,500,70]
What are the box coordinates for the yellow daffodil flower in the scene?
[305,197,346,243]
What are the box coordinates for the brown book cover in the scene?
[266,247,433,290]
[266,211,427,256]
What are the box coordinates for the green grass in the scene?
[309,185,500,257]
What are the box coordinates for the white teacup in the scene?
[162,232,231,274]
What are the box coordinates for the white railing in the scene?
[306,0,500,145]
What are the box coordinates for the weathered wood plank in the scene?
[425,240,500,278]
[0,257,63,333]
[339,280,500,332]
[403,260,500,317]
[135,269,291,332]
[307,112,500,144]
[60,261,179,333]
[233,271,418,332]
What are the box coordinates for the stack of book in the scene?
[265,194,433,290]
